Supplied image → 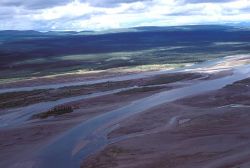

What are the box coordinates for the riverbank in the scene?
[0,54,250,168]
[0,71,198,167]
[83,75,250,168]
[0,54,244,94]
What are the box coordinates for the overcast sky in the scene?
[0,0,249,31]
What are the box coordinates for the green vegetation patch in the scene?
[0,72,203,110]
[32,106,73,119]
[0,89,52,109]
[116,86,166,95]
[143,73,202,86]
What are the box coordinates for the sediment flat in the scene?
[83,72,250,168]
[0,55,250,168]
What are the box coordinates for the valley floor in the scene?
[83,77,250,168]
[0,55,250,168]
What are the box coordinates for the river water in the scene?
[0,57,224,94]
[33,64,250,168]
[0,86,140,128]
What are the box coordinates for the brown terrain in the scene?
[0,55,250,168]
[0,71,206,168]
[83,77,250,168]
[0,72,202,109]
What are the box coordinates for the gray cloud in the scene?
[85,0,151,7]
[0,0,151,9]
[184,0,236,3]
[241,7,250,13]
[0,0,249,31]
[0,0,71,9]
[0,0,236,10]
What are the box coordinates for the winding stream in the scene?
[0,86,138,128]
[0,57,223,94]
[31,64,250,168]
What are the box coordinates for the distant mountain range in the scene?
[0,24,249,37]
[1,24,250,79]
